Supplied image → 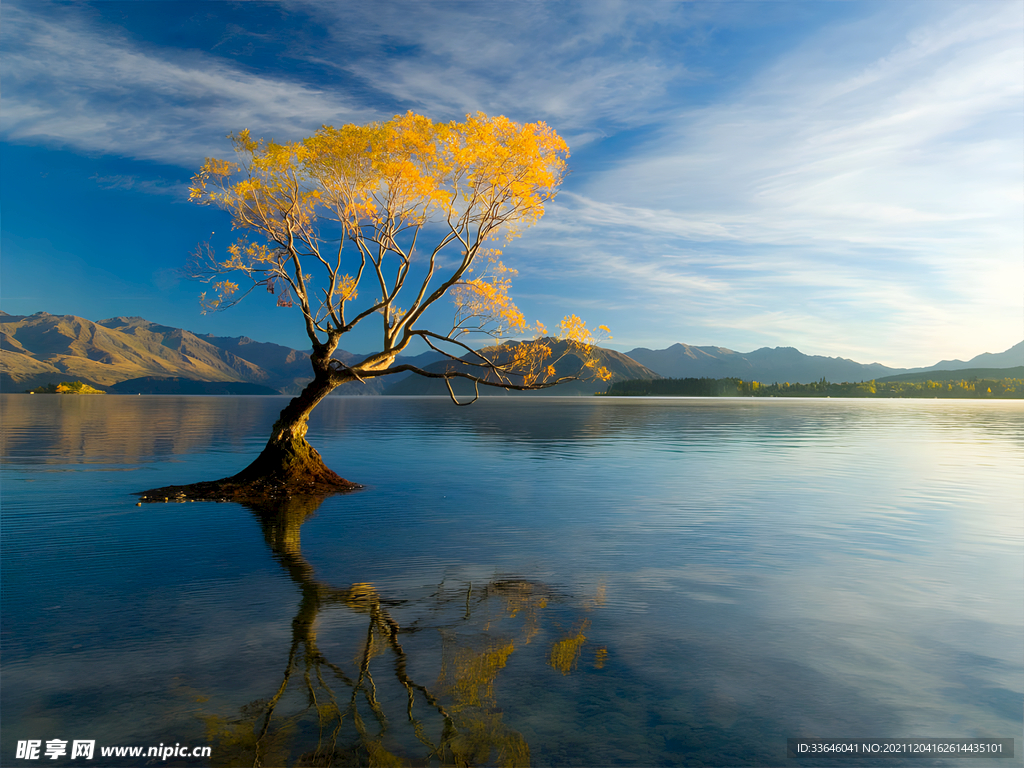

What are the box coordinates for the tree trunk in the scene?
[138,368,360,502]
[228,370,359,493]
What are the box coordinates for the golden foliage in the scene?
[38,381,105,394]
[487,317,613,389]
[188,111,612,395]
[494,580,549,645]
[441,640,515,709]
[189,113,564,327]
[435,635,531,767]
[451,255,527,337]
[201,703,295,768]
[548,620,590,675]
[338,274,358,303]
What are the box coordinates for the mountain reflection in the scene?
[202,494,604,767]
[5,395,1020,470]
[1,396,285,465]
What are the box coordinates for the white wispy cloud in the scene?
[584,7,1022,250]
[88,173,187,197]
[283,0,700,136]
[514,1,1023,363]
[0,1,705,168]
[0,1,704,165]
[0,3,377,165]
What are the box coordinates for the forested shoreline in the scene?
[604,375,1024,399]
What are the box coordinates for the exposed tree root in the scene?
[138,438,361,503]
[137,474,361,503]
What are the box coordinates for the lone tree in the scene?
[141,112,609,500]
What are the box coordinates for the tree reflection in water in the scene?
[201,495,604,767]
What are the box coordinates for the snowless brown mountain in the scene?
[1,312,321,393]
[0,312,655,394]
[382,337,660,396]
[2,311,1020,393]
[624,341,1024,382]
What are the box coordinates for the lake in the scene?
[2,395,1021,767]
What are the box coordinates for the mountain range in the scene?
[382,338,660,397]
[0,312,655,395]
[2,311,1021,395]
[623,341,1024,384]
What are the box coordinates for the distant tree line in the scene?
[604,377,744,397]
[604,376,1024,399]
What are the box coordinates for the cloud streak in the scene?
[0,3,376,165]
[585,3,1022,248]
[0,1,704,164]
[513,1,1023,363]
[288,0,698,135]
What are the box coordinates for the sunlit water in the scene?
[2,395,1021,767]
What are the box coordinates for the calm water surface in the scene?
[2,395,1021,767]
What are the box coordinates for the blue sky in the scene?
[1,0,1021,367]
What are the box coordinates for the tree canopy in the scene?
[188,111,610,400]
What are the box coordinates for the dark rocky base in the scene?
[138,473,362,503]
[139,433,362,503]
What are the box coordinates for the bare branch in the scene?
[446,377,479,406]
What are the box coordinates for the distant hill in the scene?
[0,311,654,397]
[625,341,1024,384]
[2,312,269,391]
[900,341,1024,373]
[0,311,433,394]
[3,310,1019,395]
[383,338,661,396]
[875,366,1024,384]
[625,343,901,383]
